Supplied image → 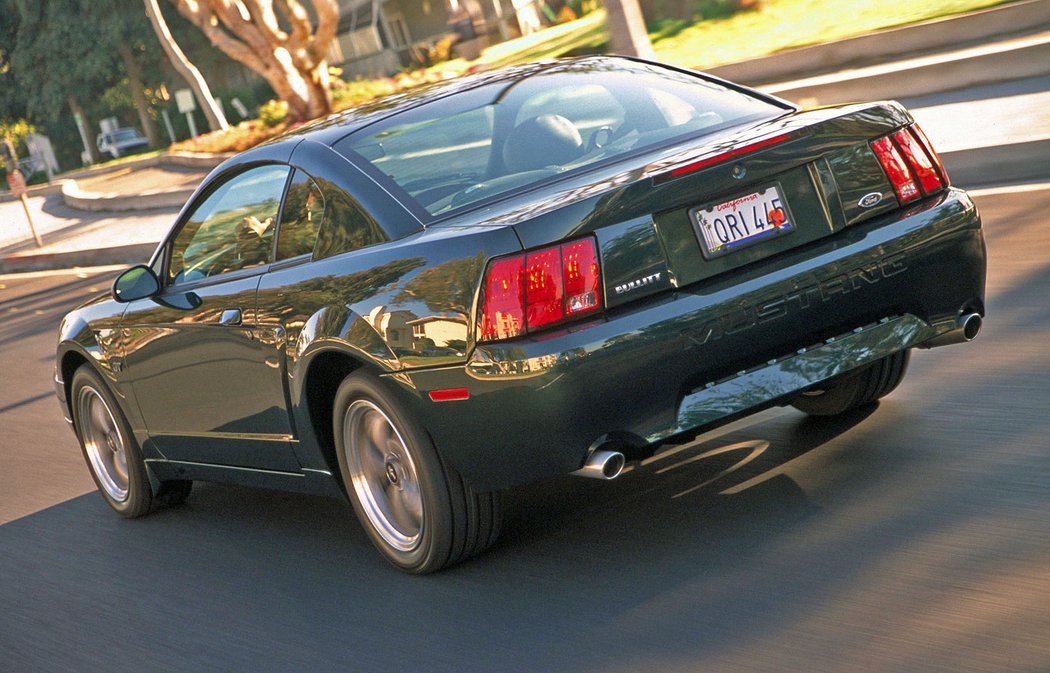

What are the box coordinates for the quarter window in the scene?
[276,170,325,261]
[168,165,291,284]
[312,179,388,259]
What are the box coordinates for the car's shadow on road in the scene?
[0,403,880,672]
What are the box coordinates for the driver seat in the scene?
[502,114,584,173]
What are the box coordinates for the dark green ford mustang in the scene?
[55,57,986,573]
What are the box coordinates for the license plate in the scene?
[690,184,794,259]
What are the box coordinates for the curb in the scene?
[57,151,231,182]
[707,0,1050,87]
[60,178,196,212]
[1,151,229,209]
[0,242,157,275]
[56,151,226,212]
[763,31,1050,105]
[940,138,1050,189]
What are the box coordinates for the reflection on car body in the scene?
[55,56,986,574]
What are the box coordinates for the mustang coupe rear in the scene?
[55,57,985,573]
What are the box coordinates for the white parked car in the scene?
[96,128,149,159]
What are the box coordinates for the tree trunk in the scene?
[167,0,339,122]
[260,53,332,121]
[143,0,229,133]
[605,0,654,59]
[68,95,102,164]
[117,44,162,149]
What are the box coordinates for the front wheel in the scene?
[333,372,501,574]
[70,365,191,517]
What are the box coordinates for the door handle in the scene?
[219,308,242,325]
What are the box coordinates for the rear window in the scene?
[337,60,784,218]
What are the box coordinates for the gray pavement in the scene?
[0,196,176,272]
[2,182,1050,672]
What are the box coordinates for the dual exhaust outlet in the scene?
[572,313,982,481]
[573,449,626,480]
[922,312,983,348]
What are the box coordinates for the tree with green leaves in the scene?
[94,0,170,148]
[9,0,116,163]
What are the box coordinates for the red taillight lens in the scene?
[871,124,948,204]
[479,256,525,341]
[909,124,948,183]
[892,128,943,194]
[525,247,564,330]
[871,136,920,203]
[479,237,603,342]
[561,238,601,316]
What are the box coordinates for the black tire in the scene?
[70,365,191,517]
[791,349,910,416]
[333,371,501,574]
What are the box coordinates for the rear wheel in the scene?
[791,350,910,416]
[71,365,191,517]
[333,372,501,574]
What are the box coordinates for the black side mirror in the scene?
[112,265,160,303]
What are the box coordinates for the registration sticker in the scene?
[690,184,794,259]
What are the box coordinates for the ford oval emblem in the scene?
[859,192,883,208]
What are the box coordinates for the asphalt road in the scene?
[2,180,1049,672]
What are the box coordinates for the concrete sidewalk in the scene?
[0,196,176,273]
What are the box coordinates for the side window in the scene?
[168,164,291,285]
[312,178,388,259]
[276,170,324,261]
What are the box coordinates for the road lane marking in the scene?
[0,264,127,281]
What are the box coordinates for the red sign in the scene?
[7,170,27,198]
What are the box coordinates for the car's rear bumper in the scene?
[391,188,985,491]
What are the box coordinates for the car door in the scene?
[121,163,302,472]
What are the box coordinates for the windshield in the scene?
[337,59,785,218]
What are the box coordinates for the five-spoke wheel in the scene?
[70,365,191,517]
[343,400,425,552]
[333,372,501,574]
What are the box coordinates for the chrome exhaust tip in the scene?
[959,312,982,341]
[921,312,983,348]
[572,450,626,480]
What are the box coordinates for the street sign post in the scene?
[175,89,199,138]
[6,169,43,248]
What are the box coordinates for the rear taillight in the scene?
[871,124,948,204]
[479,237,602,342]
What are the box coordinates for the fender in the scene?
[55,298,147,445]
[291,303,401,405]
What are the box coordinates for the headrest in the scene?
[502,114,583,173]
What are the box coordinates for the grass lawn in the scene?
[652,0,1021,69]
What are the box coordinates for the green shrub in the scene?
[257,99,289,127]
[333,78,398,108]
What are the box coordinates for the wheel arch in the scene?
[57,339,123,427]
[297,348,367,486]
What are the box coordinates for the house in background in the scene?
[330,0,552,78]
